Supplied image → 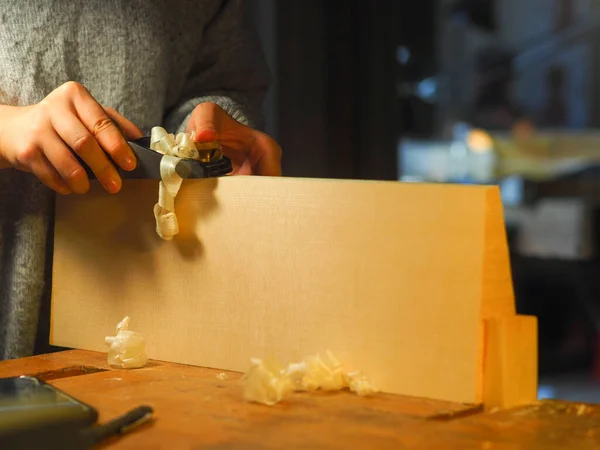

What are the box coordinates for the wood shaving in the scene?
[576,404,588,416]
[104,316,148,369]
[243,351,377,406]
[242,358,294,406]
[149,126,218,240]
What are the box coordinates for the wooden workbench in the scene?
[0,350,598,449]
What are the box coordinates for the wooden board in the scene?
[483,315,538,409]
[0,350,595,450]
[52,176,522,404]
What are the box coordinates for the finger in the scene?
[42,130,91,194]
[188,102,282,176]
[219,124,282,176]
[25,148,72,195]
[50,106,122,194]
[249,132,283,176]
[104,106,144,140]
[187,102,222,142]
[222,154,252,176]
[67,83,136,171]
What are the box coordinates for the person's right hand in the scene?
[0,81,143,195]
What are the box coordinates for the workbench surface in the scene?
[0,350,598,449]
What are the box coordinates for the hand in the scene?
[186,102,282,176]
[0,81,143,195]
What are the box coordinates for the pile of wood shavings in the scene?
[242,351,377,406]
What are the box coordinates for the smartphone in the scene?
[0,376,98,438]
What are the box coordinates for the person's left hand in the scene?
[185,102,282,176]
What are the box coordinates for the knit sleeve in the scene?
[163,0,270,134]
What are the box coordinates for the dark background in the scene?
[253,0,436,180]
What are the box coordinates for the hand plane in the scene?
[76,136,232,181]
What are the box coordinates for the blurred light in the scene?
[416,77,438,103]
[396,46,411,65]
[500,176,524,206]
[453,122,471,140]
[537,385,556,400]
[512,119,535,139]
[466,129,493,153]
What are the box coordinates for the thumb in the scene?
[187,102,223,143]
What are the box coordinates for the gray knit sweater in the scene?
[0,0,269,360]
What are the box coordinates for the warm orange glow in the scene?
[467,129,493,153]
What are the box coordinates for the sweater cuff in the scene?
[163,95,253,135]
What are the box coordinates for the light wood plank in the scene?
[52,176,517,404]
[483,315,538,409]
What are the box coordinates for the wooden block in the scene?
[483,315,538,409]
[51,176,524,404]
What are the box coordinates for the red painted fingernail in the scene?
[194,129,218,142]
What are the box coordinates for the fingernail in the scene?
[123,156,136,171]
[194,129,218,142]
[106,177,121,194]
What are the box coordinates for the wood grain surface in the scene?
[52,177,521,404]
[0,350,597,449]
